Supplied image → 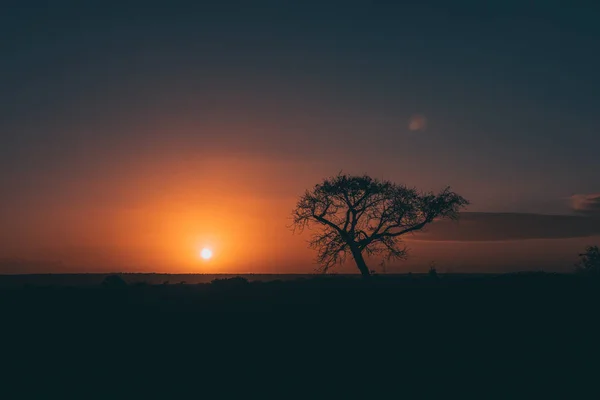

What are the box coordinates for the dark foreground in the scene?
[2,272,598,316]
[2,272,597,313]
[2,273,598,396]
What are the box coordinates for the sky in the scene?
[1,1,599,273]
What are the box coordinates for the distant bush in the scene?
[575,246,600,276]
[428,262,439,279]
[101,274,128,288]
[211,277,250,289]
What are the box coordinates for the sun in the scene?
[200,247,213,260]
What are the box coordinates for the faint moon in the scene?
[408,114,427,131]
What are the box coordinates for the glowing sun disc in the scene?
[200,248,213,260]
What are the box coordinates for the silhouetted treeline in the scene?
[2,273,598,314]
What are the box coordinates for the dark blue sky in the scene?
[3,1,599,211]
[1,1,599,271]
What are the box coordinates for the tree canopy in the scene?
[292,174,469,277]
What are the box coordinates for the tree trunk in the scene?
[350,246,370,278]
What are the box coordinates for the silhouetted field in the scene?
[2,272,597,314]
[0,272,496,287]
[0,273,320,287]
[2,272,597,395]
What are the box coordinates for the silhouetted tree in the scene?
[292,174,469,278]
[575,245,600,276]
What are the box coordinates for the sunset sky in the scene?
[1,1,599,273]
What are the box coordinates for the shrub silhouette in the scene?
[211,277,250,289]
[428,265,439,279]
[575,245,600,276]
[101,274,128,288]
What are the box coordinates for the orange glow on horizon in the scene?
[2,151,594,274]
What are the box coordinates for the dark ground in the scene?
[2,273,598,397]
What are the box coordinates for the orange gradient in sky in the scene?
[0,145,595,274]
[0,154,320,273]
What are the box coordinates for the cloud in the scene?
[410,212,600,241]
[408,114,427,131]
[570,194,600,216]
